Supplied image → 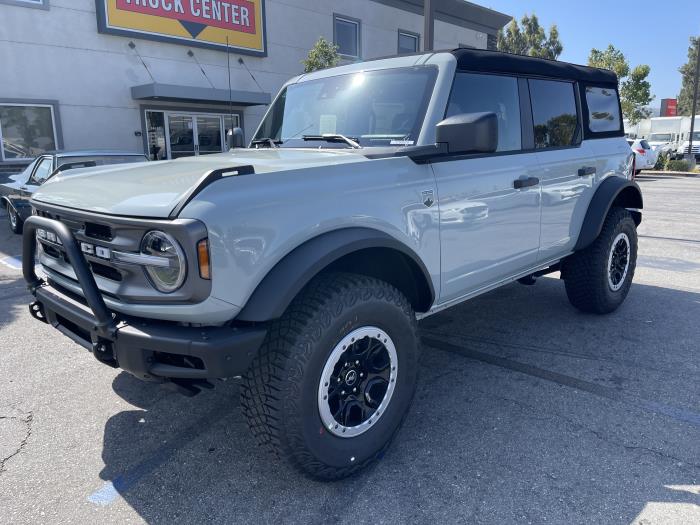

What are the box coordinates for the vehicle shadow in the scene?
[99,278,700,524]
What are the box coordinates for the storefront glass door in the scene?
[168,114,196,159]
[145,111,234,160]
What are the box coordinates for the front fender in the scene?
[575,177,643,251]
[235,227,435,322]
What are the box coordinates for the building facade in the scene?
[0,0,510,171]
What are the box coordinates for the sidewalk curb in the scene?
[639,170,698,177]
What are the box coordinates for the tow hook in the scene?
[28,301,48,324]
[92,339,118,368]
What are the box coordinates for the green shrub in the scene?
[666,159,690,172]
[653,151,667,170]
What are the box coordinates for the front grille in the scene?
[85,222,114,241]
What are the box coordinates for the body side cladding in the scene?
[235,228,435,322]
[574,177,643,251]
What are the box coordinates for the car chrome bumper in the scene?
[22,216,266,382]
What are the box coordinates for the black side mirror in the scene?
[436,112,498,154]
[226,127,246,149]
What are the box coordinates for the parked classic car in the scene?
[22,49,641,480]
[0,150,148,233]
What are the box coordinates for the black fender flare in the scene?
[236,227,435,322]
[575,177,643,251]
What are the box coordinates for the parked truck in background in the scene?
[675,116,700,160]
[647,116,684,156]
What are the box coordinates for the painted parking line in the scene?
[0,255,23,271]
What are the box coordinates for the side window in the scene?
[29,157,53,185]
[585,86,621,133]
[447,72,521,152]
[529,79,579,148]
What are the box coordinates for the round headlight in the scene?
[140,231,186,293]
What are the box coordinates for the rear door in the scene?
[530,79,597,262]
[433,72,541,303]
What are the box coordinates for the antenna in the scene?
[227,36,234,132]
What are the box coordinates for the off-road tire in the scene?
[240,272,420,480]
[8,207,23,234]
[563,207,637,314]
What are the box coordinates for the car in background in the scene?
[0,151,148,233]
[646,132,675,156]
[627,138,657,173]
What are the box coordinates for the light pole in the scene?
[687,37,700,169]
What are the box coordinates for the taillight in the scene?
[635,148,645,155]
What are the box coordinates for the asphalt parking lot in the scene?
[1,175,699,524]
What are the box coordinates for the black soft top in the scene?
[451,48,618,86]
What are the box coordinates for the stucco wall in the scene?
[0,0,491,156]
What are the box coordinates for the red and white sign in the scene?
[661,98,678,117]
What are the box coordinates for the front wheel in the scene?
[563,207,637,314]
[240,273,419,480]
[8,206,23,234]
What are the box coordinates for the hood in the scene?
[32,148,368,217]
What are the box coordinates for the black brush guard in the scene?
[22,215,266,383]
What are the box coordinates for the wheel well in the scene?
[612,186,643,225]
[323,247,433,313]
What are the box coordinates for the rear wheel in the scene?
[240,272,419,480]
[8,206,23,234]
[563,207,637,314]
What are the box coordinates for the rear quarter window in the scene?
[585,86,622,133]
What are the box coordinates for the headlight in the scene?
[140,231,186,293]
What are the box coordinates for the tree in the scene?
[302,37,340,73]
[588,45,653,124]
[677,37,699,116]
[497,14,563,60]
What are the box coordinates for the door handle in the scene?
[513,177,540,189]
[578,166,596,176]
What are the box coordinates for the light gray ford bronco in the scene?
[23,48,642,480]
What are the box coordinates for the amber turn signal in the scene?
[197,239,211,280]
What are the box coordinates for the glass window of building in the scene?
[398,31,419,54]
[334,15,360,58]
[0,104,57,161]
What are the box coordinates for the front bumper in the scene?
[23,216,266,382]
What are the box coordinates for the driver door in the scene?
[433,72,541,303]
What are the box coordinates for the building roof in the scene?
[371,0,511,35]
[452,48,619,85]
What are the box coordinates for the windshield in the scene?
[691,132,700,141]
[253,67,438,148]
[649,133,672,142]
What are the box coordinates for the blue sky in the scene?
[485,0,699,105]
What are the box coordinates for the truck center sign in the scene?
[96,0,266,55]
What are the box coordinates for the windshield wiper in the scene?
[302,134,361,149]
[251,138,282,148]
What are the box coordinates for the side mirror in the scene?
[436,112,498,154]
[226,127,246,149]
